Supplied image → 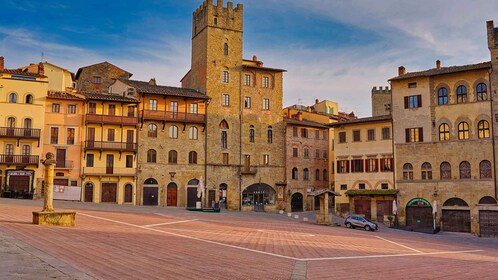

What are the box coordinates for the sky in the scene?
[2,0,498,117]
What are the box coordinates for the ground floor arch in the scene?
[242,183,276,212]
[405,198,432,229]
[143,178,159,206]
[167,182,177,206]
[442,197,470,233]
[84,182,94,202]
[291,192,303,212]
[124,183,133,203]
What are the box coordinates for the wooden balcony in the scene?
[0,127,41,139]
[55,160,74,169]
[140,110,206,124]
[82,167,136,177]
[86,114,138,126]
[0,154,39,166]
[84,141,137,152]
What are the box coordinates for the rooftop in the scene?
[0,69,45,78]
[284,117,329,129]
[47,91,85,100]
[121,79,210,100]
[83,92,139,103]
[328,115,391,127]
[389,61,491,81]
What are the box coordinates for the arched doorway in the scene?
[84,182,93,202]
[186,179,200,208]
[124,184,133,203]
[143,178,158,206]
[219,183,227,209]
[442,197,470,232]
[291,192,303,212]
[167,182,177,206]
[405,198,432,228]
[242,183,275,212]
[479,196,498,237]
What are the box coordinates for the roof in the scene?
[0,69,45,78]
[389,61,491,81]
[75,61,132,80]
[47,91,85,101]
[120,79,210,100]
[344,189,399,197]
[242,64,287,72]
[308,189,341,197]
[83,92,139,103]
[328,115,392,127]
[284,117,329,129]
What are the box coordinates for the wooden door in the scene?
[56,149,66,168]
[126,130,134,150]
[167,184,177,206]
[8,176,30,192]
[406,206,432,228]
[376,200,392,222]
[87,127,95,148]
[354,198,372,219]
[84,183,93,202]
[480,210,498,237]
[442,210,471,232]
[143,187,158,206]
[101,183,117,203]
[106,155,114,174]
[187,187,197,208]
[124,184,133,203]
[208,190,215,208]
[254,193,264,212]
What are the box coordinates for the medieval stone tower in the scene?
[182,0,286,211]
[487,20,498,198]
[371,86,392,117]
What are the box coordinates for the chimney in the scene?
[0,56,4,70]
[436,60,441,69]
[149,78,156,86]
[287,109,292,119]
[398,66,406,76]
[37,62,44,76]
[253,55,258,61]
[297,111,303,121]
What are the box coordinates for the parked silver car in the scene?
[344,215,378,231]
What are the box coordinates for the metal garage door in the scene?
[479,210,498,238]
[442,210,471,232]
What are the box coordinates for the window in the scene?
[405,127,423,142]
[382,127,391,140]
[338,160,349,173]
[5,144,14,155]
[25,94,33,104]
[338,132,346,143]
[366,159,378,172]
[7,117,15,128]
[292,127,298,137]
[147,149,157,163]
[224,43,228,56]
[92,76,101,84]
[438,88,448,105]
[170,101,178,114]
[244,97,251,108]
[222,153,229,165]
[108,104,116,116]
[380,158,393,172]
[9,93,17,103]
[86,154,94,167]
[221,130,228,149]
[262,76,269,88]
[315,149,320,159]
[459,161,471,179]
[458,122,469,140]
[244,74,251,86]
[263,154,269,165]
[421,162,432,180]
[476,83,487,101]
[358,183,366,190]
[456,85,467,103]
[168,150,178,164]
[189,127,198,140]
[439,123,450,141]
[67,104,76,114]
[148,124,157,138]
[23,118,31,129]
[408,82,417,88]
[300,128,308,138]
[404,95,422,108]
[323,151,327,159]
[50,127,59,144]
[149,99,158,111]
[222,70,229,83]
[304,148,309,158]
[51,103,61,113]
[381,183,388,189]
[315,130,320,139]
[353,130,361,142]
[323,169,328,181]
[340,184,347,191]
[267,126,272,144]
[169,125,178,139]
[190,103,198,114]
[323,130,328,140]
[293,148,298,157]
[22,145,30,155]
[292,167,298,180]
[367,129,375,141]
[351,159,364,173]
[189,151,197,164]
[214,17,218,25]
[480,160,492,179]
[402,163,413,180]
[263,99,270,110]
[126,155,133,168]
[303,168,309,180]
[107,129,115,141]
[478,120,490,139]
[88,102,96,114]
[315,169,320,180]
[440,162,451,180]
[222,94,230,106]
[67,128,75,145]
[249,125,255,143]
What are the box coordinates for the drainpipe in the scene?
[488,69,498,198]
[204,100,208,206]
[239,69,243,211]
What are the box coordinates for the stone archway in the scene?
[442,197,470,233]
[166,182,177,207]
[84,182,94,202]
[405,198,432,228]
[291,192,303,212]
[143,178,159,206]
[242,183,275,212]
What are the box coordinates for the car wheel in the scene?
[364,225,371,231]
[345,222,352,229]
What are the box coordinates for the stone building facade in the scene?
[75,62,132,93]
[371,86,392,117]
[181,0,286,211]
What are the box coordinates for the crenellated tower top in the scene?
[192,0,243,38]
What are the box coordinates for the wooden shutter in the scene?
[417,95,422,107]
[404,96,409,108]
[419,127,424,142]
[347,160,350,173]
[405,128,410,143]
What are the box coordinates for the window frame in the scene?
[456,85,467,103]
[437,87,448,105]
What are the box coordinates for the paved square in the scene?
[1,199,497,279]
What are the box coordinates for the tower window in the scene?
[224,43,228,56]
[214,17,218,25]
[222,70,229,83]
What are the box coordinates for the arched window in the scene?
[292,167,298,180]
[323,169,328,181]
[267,126,273,144]
[456,85,467,103]
[304,148,309,158]
[249,125,255,143]
[440,161,451,180]
[7,117,16,128]
[438,87,448,105]
[224,43,228,56]
[439,123,450,141]
[147,149,156,163]
[189,151,197,164]
[23,118,32,129]
[403,163,413,180]
[222,68,229,83]
[478,120,490,139]
[458,122,469,140]
[476,83,487,101]
[480,160,492,179]
[169,125,178,139]
[303,168,309,180]
[168,150,177,164]
[421,162,432,180]
[315,169,320,181]
[148,124,157,138]
[25,94,33,104]
[8,93,17,103]
[144,178,158,185]
[220,120,228,149]
[189,127,198,140]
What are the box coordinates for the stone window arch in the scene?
[437,87,448,105]
[292,167,298,180]
[168,150,178,164]
[189,126,198,140]
[480,160,492,179]
[457,122,469,140]
[456,85,467,103]
[147,149,157,163]
[476,83,487,101]
[169,125,178,139]
[421,162,432,180]
[402,163,413,180]
[440,161,451,179]
[189,151,197,164]
[25,94,33,104]
[477,120,490,139]
[303,168,309,180]
[148,124,157,137]
[439,123,450,141]
[459,161,471,179]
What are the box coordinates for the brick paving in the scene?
[1,198,498,279]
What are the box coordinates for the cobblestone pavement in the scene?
[1,198,498,280]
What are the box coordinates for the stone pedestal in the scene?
[32,211,76,227]
[316,192,332,225]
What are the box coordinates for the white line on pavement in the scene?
[143,219,199,228]
[375,236,424,253]
[300,249,484,261]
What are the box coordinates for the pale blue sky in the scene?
[2,0,498,116]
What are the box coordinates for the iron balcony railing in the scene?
[0,154,39,166]
[84,141,137,152]
[140,110,206,123]
[86,114,138,126]
[0,127,41,139]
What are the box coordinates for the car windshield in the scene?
[363,217,373,223]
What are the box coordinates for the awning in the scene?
[344,189,399,197]
[308,189,341,197]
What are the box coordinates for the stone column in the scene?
[43,152,56,212]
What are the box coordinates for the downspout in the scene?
[389,81,396,192]
[488,69,497,198]
[239,69,243,211]
[204,100,208,207]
